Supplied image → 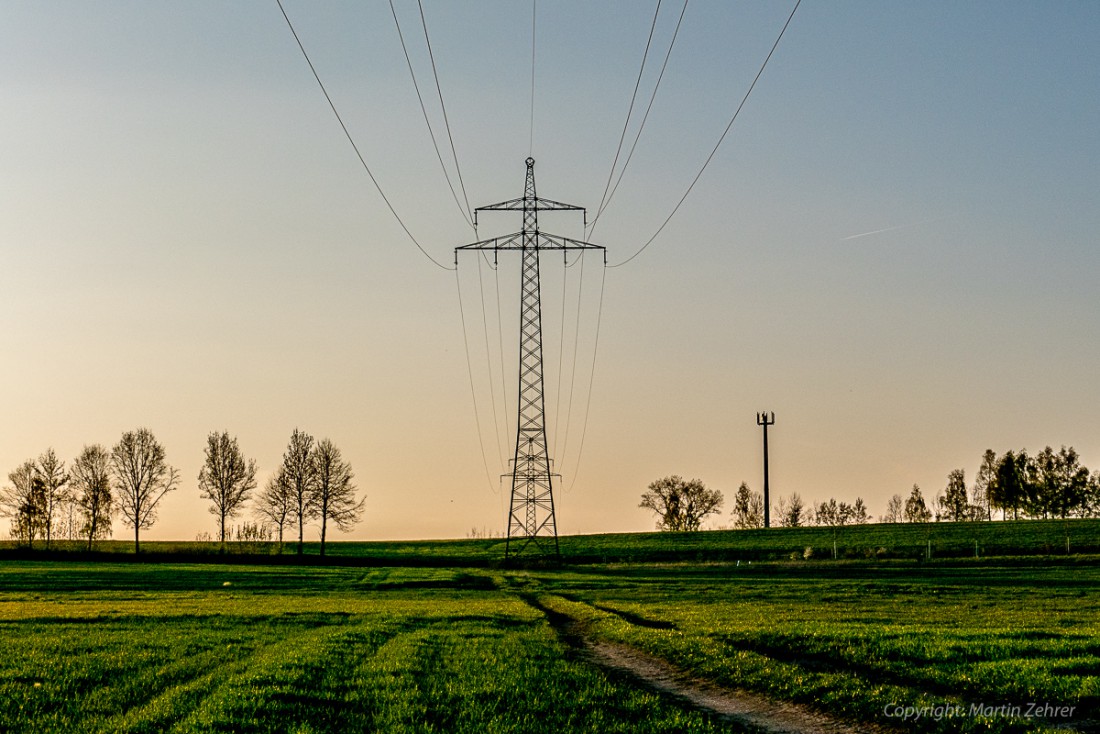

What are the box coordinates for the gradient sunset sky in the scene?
[3,1,1098,541]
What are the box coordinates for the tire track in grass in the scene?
[13,617,282,734]
[362,606,735,734]
[521,594,897,734]
[97,620,338,734]
[94,615,397,734]
[174,619,403,733]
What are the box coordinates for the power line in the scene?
[552,250,569,461]
[455,266,502,494]
[473,249,513,470]
[566,258,607,493]
[476,252,506,467]
[418,0,475,224]
[275,0,453,271]
[588,0,689,238]
[557,247,589,474]
[493,255,511,454]
[609,0,802,268]
[550,246,588,463]
[389,0,475,230]
[590,0,663,234]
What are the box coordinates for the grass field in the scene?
[1,533,1098,733]
[534,562,1099,733]
[5,518,1100,566]
[0,563,727,734]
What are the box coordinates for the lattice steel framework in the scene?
[455,158,604,559]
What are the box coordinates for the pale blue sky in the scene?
[2,1,1098,540]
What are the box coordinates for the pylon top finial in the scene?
[526,157,535,167]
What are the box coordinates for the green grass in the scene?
[1,554,1097,733]
[531,562,1100,733]
[7,518,1098,566]
[0,563,730,734]
[553,518,1100,563]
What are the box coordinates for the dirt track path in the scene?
[585,638,894,734]
[518,592,1090,734]
[516,592,895,733]
[517,590,892,734]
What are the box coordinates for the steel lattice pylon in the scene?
[455,158,604,559]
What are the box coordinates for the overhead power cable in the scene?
[609,0,802,268]
[588,0,689,238]
[565,258,607,493]
[591,0,663,233]
[389,0,475,230]
[417,0,475,224]
[455,266,503,494]
[493,256,510,446]
[556,248,589,471]
[552,251,569,460]
[476,253,506,467]
[276,0,453,271]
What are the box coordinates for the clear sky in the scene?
[2,1,1098,541]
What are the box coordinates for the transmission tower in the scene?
[455,158,604,559]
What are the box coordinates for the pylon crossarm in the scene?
[455,232,524,252]
[535,233,605,252]
[455,232,604,253]
[476,197,584,213]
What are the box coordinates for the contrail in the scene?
[841,219,935,241]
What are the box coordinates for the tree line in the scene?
[639,444,1099,532]
[639,476,873,531]
[880,446,1100,523]
[0,427,363,556]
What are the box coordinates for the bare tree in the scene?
[34,448,70,548]
[56,493,79,541]
[904,484,932,523]
[2,460,45,547]
[972,449,996,521]
[198,431,258,545]
[940,469,971,522]
[882,493,905,523]
[255,467,293,544]
[850,497,870,524]
[111,428,179,553]
[813,498,848,527]
[281,428,318,555]
[639,476,723,532]
[732,482,764,529]
[312,438,364,556]
[776,493,805,527]
[71,444,113,550]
